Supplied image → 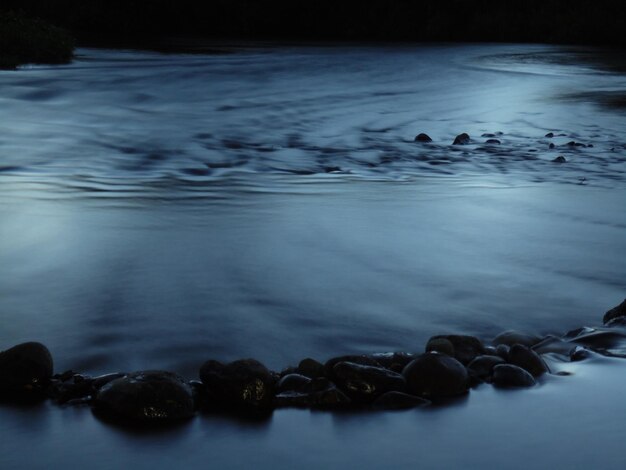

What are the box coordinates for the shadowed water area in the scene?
[1,43,625,469]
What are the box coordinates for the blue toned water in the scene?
[0,43,625,469]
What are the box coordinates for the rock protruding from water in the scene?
[493,331,542,348]
[552,156,567,163]
[453,133,470,145]
[402,352,469,398]
[371,391,430,410]
[485,139,501,144]
[324,354,382,381]
[297,358,325,378]
[507,344,548,377]
[93,371,195,423]
[545,132,554,138]
[492,364,536,388]
[0,342,53,400]
[199,358,275,413]
[332,361,407,403]
[428,335,485,365]
[467,355,505,381]
[603,299,626,324]
[414,133,433,142]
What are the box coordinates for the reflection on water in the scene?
[0,43,625,469]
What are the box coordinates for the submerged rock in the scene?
[492,364,536,388]
[485,139,501,144]
[552,156,567,163]
[94,371,195,423]
[603,299,626,324]
[199,358,275,413]
[414,133,433,142]
[493,331,542,348]
[545,132,554,138]
[371,391,430,410]
[332,361,406,402]
[453,133,470,145]
[507,344,548,377]
[429,335,484,365]
[0,342,53,400]
[402,352,469,398]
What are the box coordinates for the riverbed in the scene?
[1,43,625,469]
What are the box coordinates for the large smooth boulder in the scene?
[402,352,469,398]
[493,330,542,348]
[332,361,406,402]
[428,335,484,365]
[324,355,382,381]
[604,299,626,324]
[467,355,505,380]
[94,371,195,423]
[452,133,470,145]
[371,391,430,410]
[492,364,536,388]
[0,342,53,399]
[199,358,275,413]
[507,344,549,377]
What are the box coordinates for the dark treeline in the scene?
[2,0,626,46]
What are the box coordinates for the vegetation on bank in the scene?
[1,0,625,46]
[0,11,74,69]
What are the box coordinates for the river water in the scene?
[1,43,625,469]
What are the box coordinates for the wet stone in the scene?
[93,371,195,424]
[486,139,501,144]
[0,342,53,400]
[370,352,416,372]
[402,352,469,398]
[508,344,549,377]
[545,132,554,138]
[492,364,536,388]
[429,335,484,365]
[453,133,470,145]
[496,344,510,360]
[552,156,567,163]
[297,358,325,378]
[549,143,556,149]
[199,358,275,413]
[332,361,406,402]
[493,330,542,348]
[426,338,455,357]
[481,133,496,138]
[467,355,505,380]
[324,355,382,381]
[277,373,312,393]
[371,391,430,410]
[570,346,592,362]
[414,133,433,142]
[603,299,626,324]
[274,383,351,409]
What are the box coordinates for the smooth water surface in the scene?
[0,43,625,469]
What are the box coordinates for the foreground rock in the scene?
[200,359,275,413]
[94,371,195,424]
[453,133,471,145]
[403,352,469,398]
[507,344,549,377]
[492,364,536,388]
[0,342,53,400]
[332,361,407,403]
[371,391,430,410]
[603,299,626,324]
[493,330,542,348]
[467,355,505,381]
[428,335,485,365]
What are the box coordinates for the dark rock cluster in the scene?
[1,300,625,426]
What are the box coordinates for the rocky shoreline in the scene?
[1,299,625,426]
